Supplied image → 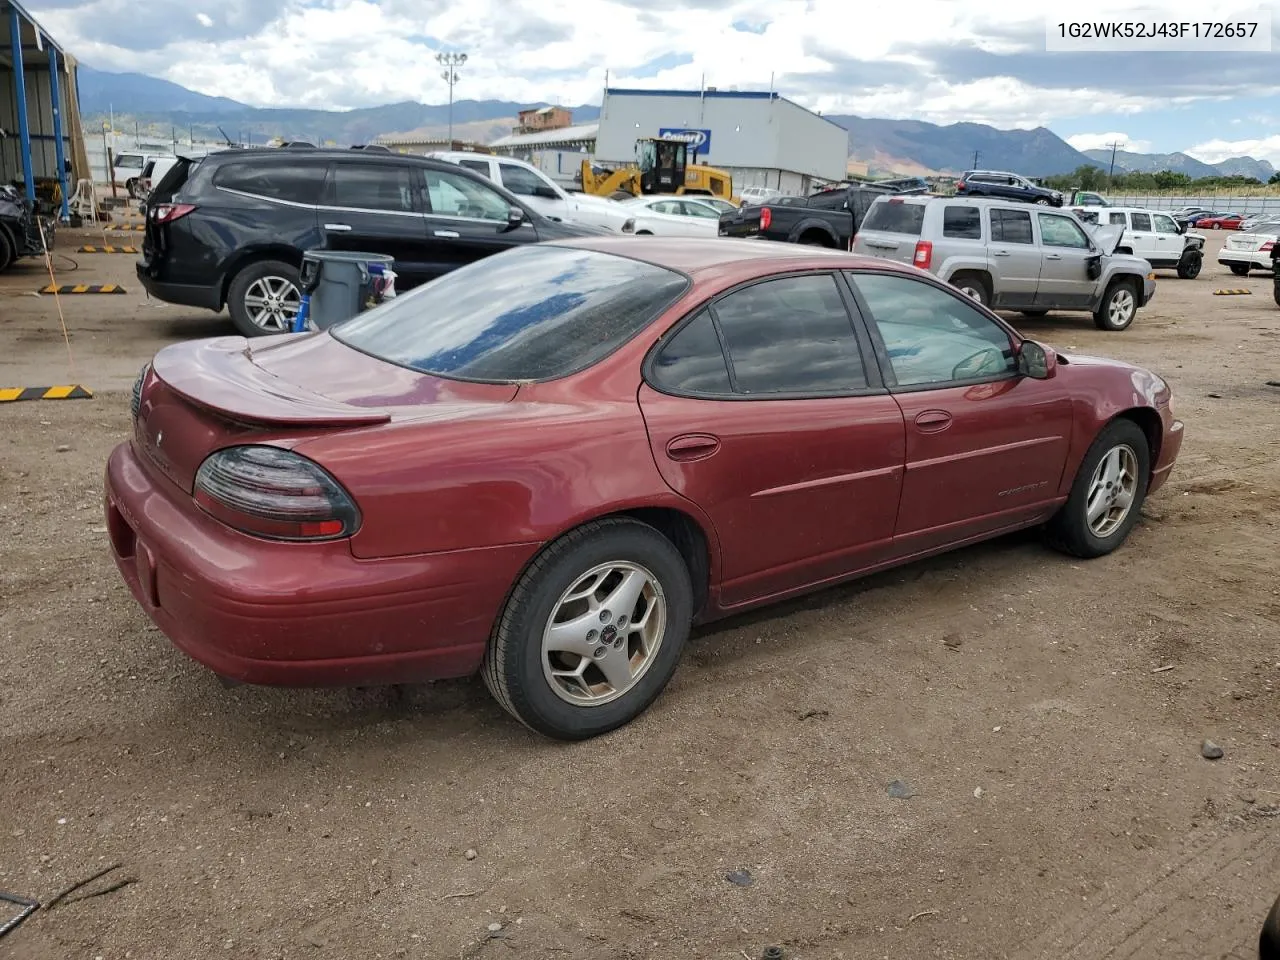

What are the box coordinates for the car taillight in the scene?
[1263,241,1274,252]
[151,203,196,225]
[913,240,933,269]
[193,445,360,542]
[759,207,772,230]
[955,180,965,191]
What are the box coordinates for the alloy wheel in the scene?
[1108,288,1136,327]
[541,561,667,706]
[243,276,301,332]
[1086,444,1138,537]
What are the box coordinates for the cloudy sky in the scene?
[25,0,1280,163]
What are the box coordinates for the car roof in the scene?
[550,236,916,279]
[198,148,461,171]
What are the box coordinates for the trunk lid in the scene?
[138,333,517,493]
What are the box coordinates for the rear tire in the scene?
[635,229,653,235]
[481,518,693,740]
[1044,419,1150,559]
[0,229,13,274]
[797,232,832,246]
[226,259,302,338]
[950,272,991,306]
[1229,263,1250,276]
[1093,278,1138,331]
[1035,198,1051,205]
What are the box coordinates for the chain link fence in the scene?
[1099,193,1280,217]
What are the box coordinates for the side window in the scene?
[712,274,867,394]
[1037,214,1091,249]
[458,159,491,179]
[1075,209,1099,224]
[1153,214,1180,234]
[424,169,511,221]
[942,205,982,239]
[215,161,325,204]
[327,163,416,212]
[651,200,682,215]
[498,163,547,197]
[850,273,1016,388]
[1108,211,1128,226]
[649,310,732,396]
[808,190,845,210]
[680,201,719,218]
[1130,212,1152,231]
[990,208,1033,244]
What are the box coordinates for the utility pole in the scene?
[1107,140,1122,187]
[437,51,468,144]
[972,150,980,169]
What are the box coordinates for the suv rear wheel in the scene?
[950,271,991,306]
[1228,263,1251,276]
[227,260,302,337]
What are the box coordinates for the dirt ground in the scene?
[1,228,1279,960]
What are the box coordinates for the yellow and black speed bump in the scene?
[113,224,145,231]
[1213,288,1252,296]
[77,245,138,254]
[0,385,94,402]
[39,283,127,295]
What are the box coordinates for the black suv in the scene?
[954,170,1062,207]
[138,148,605,336]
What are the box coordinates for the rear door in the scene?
[319,160,432,286]
[1126,211,1160,261]
[847,270,1074,552]
[986,207,1040,308]
[638,272,905,607]
[1032,212,1098,309]
[421,165,539,274]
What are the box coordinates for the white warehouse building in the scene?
[593,87,849,195]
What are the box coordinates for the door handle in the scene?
[434,230,460,238]
[992,250,1011,257]
[1045,254,1062,260]
[666,434,720,462]
[914,410,952,433]
[324,223,352,232]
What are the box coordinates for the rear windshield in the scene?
[861,200,926,235]
[152,157,199,202]
[332,246,690,383]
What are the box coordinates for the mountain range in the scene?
[78,67,1273,180]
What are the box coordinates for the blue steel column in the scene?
[47,46,70,219]
[9,7,36,202]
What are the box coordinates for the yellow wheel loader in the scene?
[580,137,737,203]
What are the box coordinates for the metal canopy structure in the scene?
[1,0,81,218]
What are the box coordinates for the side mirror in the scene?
[505,206,526,231]
[1018,340,1057,380]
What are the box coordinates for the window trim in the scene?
[840,268,1023,395]
[641,269,887,402]
[989,206,1035,245]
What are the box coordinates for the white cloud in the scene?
[1066,132,1154,153]
[195,12,213,27]
[1186,135,1280,166]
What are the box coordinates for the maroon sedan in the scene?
[106,238,1183,739]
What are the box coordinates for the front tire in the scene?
[1176,253,1202,279]
[482,518,694,740]
[226,259,302,337]
[1093,279,1138,331]
[1044,419,1150,559]
[0,229,13,274]
[1229,263,1251,276]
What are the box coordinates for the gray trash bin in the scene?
[300,250,395,331]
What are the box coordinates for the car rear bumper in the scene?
[104,441,537,686]
[1217,250,1270,268]
[135,261,223,311]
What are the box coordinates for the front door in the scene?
[846,270,1074,554]
[638,273,906,608]
[1151,212,1184,266]
[986,207,1041,309]
[1032,211,1098,309]
[319,160,432,286]
[421,166,539,279]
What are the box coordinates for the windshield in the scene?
[332,246,689,383]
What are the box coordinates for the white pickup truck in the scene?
[1071,205,1205,279]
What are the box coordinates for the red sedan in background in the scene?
[105,238,1183,740]
[1198,214,1245,230]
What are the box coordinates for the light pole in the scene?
[437,52,468,144]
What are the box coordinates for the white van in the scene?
[113,152,175,197]
[427,152,634,232]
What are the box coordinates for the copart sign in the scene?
[658,128,713,155]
